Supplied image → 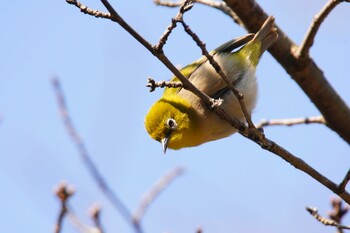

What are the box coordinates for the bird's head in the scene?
[144,96,197,153]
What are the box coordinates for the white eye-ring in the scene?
[166,118,177,130]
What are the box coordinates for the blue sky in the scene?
[0,0,349,233]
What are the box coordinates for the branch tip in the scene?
[306,202,350,230]
[133,166,185,224]
[146,77,183,92]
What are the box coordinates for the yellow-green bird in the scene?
[145,16,278,153]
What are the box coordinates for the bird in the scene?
[144,16,278,153]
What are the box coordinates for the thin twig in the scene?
[153,0,194,52]
[97,0,221,110]
[180,17,255,128]
[68,207,100,233]
[153,0,252,121]
[66,0,111,19]
[132,166,185,224]
[54,182,75,233]
[339,169,350,193]
[154,0,254,128]
[306,206,350,230]
[89,204,104,233]
[162,0,256,129]
[154,0,242,25]
[298,0,348,58]
[256,115,326,129]
[51,78,143,233]
[329,198,349,223]
[147,77,183,92]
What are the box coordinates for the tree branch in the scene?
[306,205,350,231]
[154,0,242,25]
[339,169,350,193]
[147,77,183,92]
[256,115,326,129]
[132,167,185,224]
[54,182,75,233]
[298,0,348,58]
[67,207,100,233]
[162,0,256,128]
[177,6,256,128]
[66,0,111,19]
[223,0,350,144]
[52,78,143,233]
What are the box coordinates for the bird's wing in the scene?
[164,34,254,96]
[212,34,254,54]
[210,73,244,99]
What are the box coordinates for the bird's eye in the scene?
[166,118,177,129]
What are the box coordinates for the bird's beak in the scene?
[161,130,172,154]
[161,137,169,154]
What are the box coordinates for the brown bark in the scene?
[224,0,350,144]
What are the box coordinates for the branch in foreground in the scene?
[339,169,350,193]
[54,182,75,233]
[66,0,350,205]
[153,0,194,52]
[306,205,350,231]
[329,198,349,224]
[132,166,185,224]
[256,115,326,129]
[66,0,111,19]
[154,0,256,128]
[223,0,350,144]
[297,0,348,58]
[154,0,242,25]
[176,1,256,129]
[147,77,183,92]
[98,0,223,112]
[51,78,143,233]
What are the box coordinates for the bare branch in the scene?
[306,205,350,231]
[256,115,326,129]
[329,198,349,223]
[158,0,255,129]
[51,78,143,233]
[153,0,194,52]
[132,166,185,224]
[54,182,75,233]
[66,0,111,19]
[223,0,350,144]
[147,77,183,92]
[154,0,242,25]
[96,0,223,111]
[176,6,256,129]
[339,169,350,193]
[297,0,349,58]
[154,0,183,7]
[68,207,100,233]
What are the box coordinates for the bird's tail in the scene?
[240,16,278,67]
[254,16,278,54]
